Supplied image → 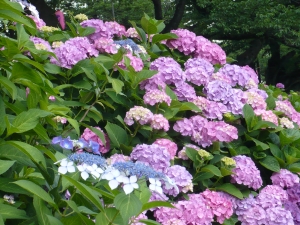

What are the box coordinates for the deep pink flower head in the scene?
[271,169,299,188]
[201,189,234,224]
[80,127,110,154]
[231,155,262,190]
[153,139,177,159]
[166,28,197,55]
[194,36,226,65]
[55,10,65,30]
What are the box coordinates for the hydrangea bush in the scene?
[1,0,300,224]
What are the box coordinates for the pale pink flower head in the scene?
[255,110,278,126]
[126,27,140,39]
[143,89,171,106]
[153,138,177,159]
[118,53,144,72]
[150,114,169,132]
[107,153,130,165]
[271,169,299,188]
[80,127,110,154]
[105,21,126,37]
[124,106,153,126]
[28,15,46,30]
[48,96,56,101]
[279,117,294,128]
[94,37,117,54]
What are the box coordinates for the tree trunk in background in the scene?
[265,40,281,85]
[30,0,57,27]
[163,0,187,33]
[152,0,163,20]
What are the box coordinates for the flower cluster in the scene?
[231,155,262,190]
[270,169,299,188]
[80,127,110,154]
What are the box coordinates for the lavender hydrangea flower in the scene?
[124,106,153,126]
[271,169,299,188]
[105,21,126,37]
[94,37,117,54]
[130,144,171,172]
[173,82,197,101]
[173,118,195,136]
[245,90,267,111]
[231,155,262,190]
[184,57,214,86]
[204,80,234,103]
[150,57,186,85]
[106,153,130,165]
[139,74,166,91]
[265,207,294,225]
[286,183,300,203]
[30,36,52,52]
[284,201,300,224]
[218,64,252,87]
[276,83,285,89]
[257,185,287,209]
[50,37,98,69]
[166,29,197,55]
[143,89,171,106]
[162,165,193,196]
[81,127,110,154]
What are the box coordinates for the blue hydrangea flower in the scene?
[68,153,107,168]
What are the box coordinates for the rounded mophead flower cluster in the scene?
[270,169,299,188]
[124,106,153,126]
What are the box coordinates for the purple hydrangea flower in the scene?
[218,64,252,87]
[231,155,262,190]
[284,201,300,224]
[162,165,193,196]
[257,185,287,209]
[286,183,300,203]
[105,21,126,37]
[204,80,234,103]
[80,19,112,42]
[30,36,52,52]
[173,118,195,136]
[81,127,110,154]
[265,207,294,225]
[184,57,214,86]
[94,37,117,54]
[271,169,299,188]
[276,83,285,89]
[139,74,166,92]
[173,82,197,101]
[130,144,171,172]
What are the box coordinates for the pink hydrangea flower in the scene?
[107,153,130,165]
[276,83,285,89]
[201,189,234,224]
[80,127,110,154]
[153,139,177,159]
[105,21,126,37]
[118,53,144,72]
[166,29,197,55]
[150,114,170,132]
[28,15,46,30]
[245,90,267,111]
[231,155,262,190]
[94,37,117,54]
[126,27,140,39]
[271,169,299,188]
[177,144,200,160]
[80,19,112,42]
[143,89,171,106]
[255,110,278,126]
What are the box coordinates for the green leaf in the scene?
[44,63,62,74]
[105,122,128,148]
[141,201,174,212]
[0,178,31,195]
[46,215,64,225]
[283,146,300,164]
[179,102,201,112]
[4,141,46,168]
[141,17,158,35]
[151,33,178,44]
[62,175,104,212]
[33,196,51,225]
[137,219,162,225]
[246,135,269,151]
[280,129,300,145]
[216,183,243,199]
[0,96,6,136]
[34,124,51,142]
[13,54,45,73]
[107,76,124,94]
[252,121,277,130]
[16,23,29,50]
[64,200,95,225]
[268,142,285,166]
[134,179,151,204]
[13,180,56,206]
[129,21,147,42]
[67,118,80,136]
[288,163,300,173]
[193,172,214,182]
[185,147,198,162]
[259,156,280,172]
[201,165,222,177]
[243,104,255,130]
[0,203,28,220]
[0,76,17,100]
[114,193,142,223]
[9,109,52,135]
[62,171,80,191]
[0,160,15,175]
[0,215,4,225]
[132,70,157,88]
[223,216,239,225]
[95,208,124,225]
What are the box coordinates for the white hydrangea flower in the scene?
[123,176,139,195]
[149,178,163,194]
[77,163,89,180]
[103,169,125,190]
[58,159,75,174]
[86,164,104,179]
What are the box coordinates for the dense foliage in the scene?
[1,0,300,224]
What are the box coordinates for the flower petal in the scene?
[123,184,134,195]
[109,179,119,190]
[58,166,67,174]
[130,175,137,183]
[81,171,89,180]
[67,165,76,173]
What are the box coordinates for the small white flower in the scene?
[86,164,104,179]
[103,169,125,190]
[77,164,89,180]
[163,176,179,193]
[123,176,139,195]
[58,159,75,174]
[149,178,163,194]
